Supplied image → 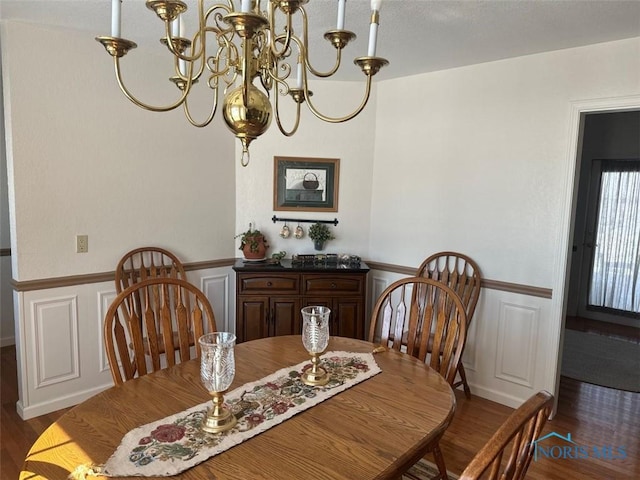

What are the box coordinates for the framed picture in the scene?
[273,156,340,212]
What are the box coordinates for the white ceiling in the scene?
[1,0,639,81]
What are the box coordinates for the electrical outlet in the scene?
[76,235,88,253]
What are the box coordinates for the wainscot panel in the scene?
[13,266,234,420]
[366,267,554,409]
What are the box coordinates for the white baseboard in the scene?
[0,335,15,347]
[16,382,113,420]
[468,382,529,410]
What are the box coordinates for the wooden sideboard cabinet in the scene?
[233,259,369,343]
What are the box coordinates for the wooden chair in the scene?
[417,251,482,398]
[104,277,217,385]
[115,247,191,358]
[115,246,186,294]
[369,277,468,480]
[459,391,554,480]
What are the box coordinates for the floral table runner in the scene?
[82,351,380,478]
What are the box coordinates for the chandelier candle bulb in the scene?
[241,0,252,13]
[111,0,121,37]
[368,0,382,56]
[337,0,346,30]
[296,59,303,88]
[171,18,179,37]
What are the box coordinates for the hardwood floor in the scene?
[2,321,638,479]
[443,317,639,479]
[1,345,70,479]
[443,377,639,479]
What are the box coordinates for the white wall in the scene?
[1,49,15,346]
[234,80,377,257]
[1,21,236,282]
[372,38,640,285]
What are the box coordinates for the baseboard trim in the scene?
[0,336,15,348]
[16,383,113,420]
[466,382,530,410]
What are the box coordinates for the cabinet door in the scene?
[333,297,365,340]
[303,297,363,339]
[236,296,269,343]
[271,297,302,337]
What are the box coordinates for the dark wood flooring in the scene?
[2,318,638,479]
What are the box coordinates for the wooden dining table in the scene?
[21,335,456,480]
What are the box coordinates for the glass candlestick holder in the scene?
[199,332,237,433]
[301,306,331,386]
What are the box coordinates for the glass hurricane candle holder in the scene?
[301,306,331,386]
[199,332,237,433]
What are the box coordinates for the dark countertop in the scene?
[232,258,370,273]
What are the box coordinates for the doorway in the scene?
[562,110,640,392]
[567,111,640,327]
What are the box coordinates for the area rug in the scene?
[402,459,459,480]
[561,329,640,393]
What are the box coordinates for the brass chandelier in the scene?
[96,0,388,166]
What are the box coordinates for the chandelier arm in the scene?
[220,41,240,86]
[304,74,373,123]
[183,84,218,128]
[162,2,232,64]
[305,50,342,78]
[268,1,293,59]
[180,25,225,83]
[299,8,341,78]
[114,57,189,112]
[273,83,301,137]
[304,49,342,78]
[202,0,234,30]
[180,28,206,82]
[162,20,203,63]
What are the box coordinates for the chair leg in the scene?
[458,363,471,399]
[431,442,449,480]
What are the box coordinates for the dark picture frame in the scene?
[273,156,340,212]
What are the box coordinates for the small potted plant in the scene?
[308,222,335,251]
[235,224,268,259]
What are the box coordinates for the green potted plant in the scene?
[308,222,335,251]
[235,224,268,259]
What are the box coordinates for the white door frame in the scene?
[549,95,640,413]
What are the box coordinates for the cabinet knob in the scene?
[267,281,272,287]
[331,283,337,289]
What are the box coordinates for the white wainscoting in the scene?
[367,270,553,409]
[32,295,80,387]
[14,264,550,418]
[14,266,234,420]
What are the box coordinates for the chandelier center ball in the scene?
[222,85,273,141]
